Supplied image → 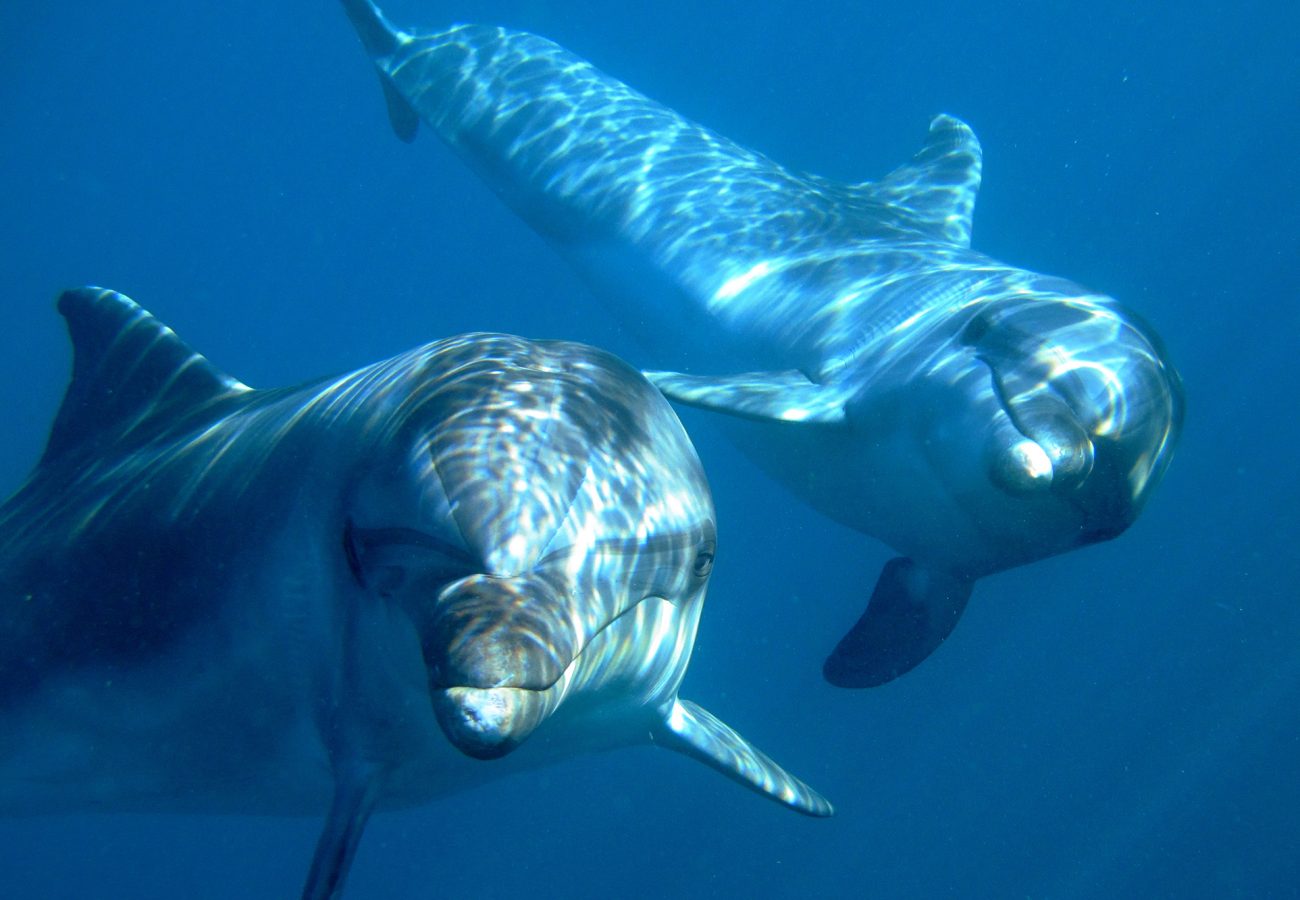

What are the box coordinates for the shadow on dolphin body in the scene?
[0,288,831,900]
[340,0,1185,688]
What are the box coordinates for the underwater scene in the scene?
[1,0,1297,897]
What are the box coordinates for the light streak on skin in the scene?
[340,0,1183,689]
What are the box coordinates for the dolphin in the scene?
[0,288,831,900]
[340,0,1185,688]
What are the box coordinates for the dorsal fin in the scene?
[41,287,249,465]
[867,114,983,247]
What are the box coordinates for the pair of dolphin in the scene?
[1,1,1185,898]
[0,288,830,899]
[341,0,1183,687]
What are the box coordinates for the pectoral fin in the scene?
[653,698,833,817]
[340,0,419,142]
[379,73,418,143]
[643,369,847,424]
[823,557,973,688]
[301,764,380,900]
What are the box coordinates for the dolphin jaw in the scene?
[431,684,558,760]
[427,590,690,759]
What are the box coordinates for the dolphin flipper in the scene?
[644,369,847,425]
[301,765,381,900]
[823,557,973,688]
[654,699,833,817]
[378,76,419,143]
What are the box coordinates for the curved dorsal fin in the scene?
[868,114,983,247]
[41,287,249,465]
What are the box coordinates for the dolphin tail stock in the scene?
[822,557,973,688]
[652,698,833,817]
[301,763,382,900]
[339,0,419,142]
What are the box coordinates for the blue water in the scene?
[2,1,1297,897]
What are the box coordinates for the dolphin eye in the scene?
[692,545,715,578]
[343,519,476,597]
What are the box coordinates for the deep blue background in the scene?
[2,1,1297,897]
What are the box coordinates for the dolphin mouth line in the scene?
[430,593,673,760]
[976,354,1101,494]
[976,354,1021,431]
[434,591,669,694]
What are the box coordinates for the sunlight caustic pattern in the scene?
[341,0,1184,689]
[0,286,830,897]
[359,10,1182,552]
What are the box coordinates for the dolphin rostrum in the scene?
[0,288,831,899]
[340,0,1185,688]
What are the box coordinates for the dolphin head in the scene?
[344,334,716,759]
[929,274,1183,569]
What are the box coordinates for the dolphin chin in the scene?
[432,685,556,760]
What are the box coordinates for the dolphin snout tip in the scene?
[1036,421,1095,490]
[991,438,1054,494]
[432,685,552,760]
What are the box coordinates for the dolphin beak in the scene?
[984,394,1095,497]
[421,573,582,759]
[987,432,1055,494]
[973,301,1181,509]
[979,350,1096,497]
[431,684,559,759]
[1000,392,1096,492]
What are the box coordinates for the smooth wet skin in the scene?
[0,288,830,900]
[341,0,1184,687]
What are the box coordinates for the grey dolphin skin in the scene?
[0,288,831,899]
[340,0,1185,688]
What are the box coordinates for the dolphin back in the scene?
[341,0,985,263]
